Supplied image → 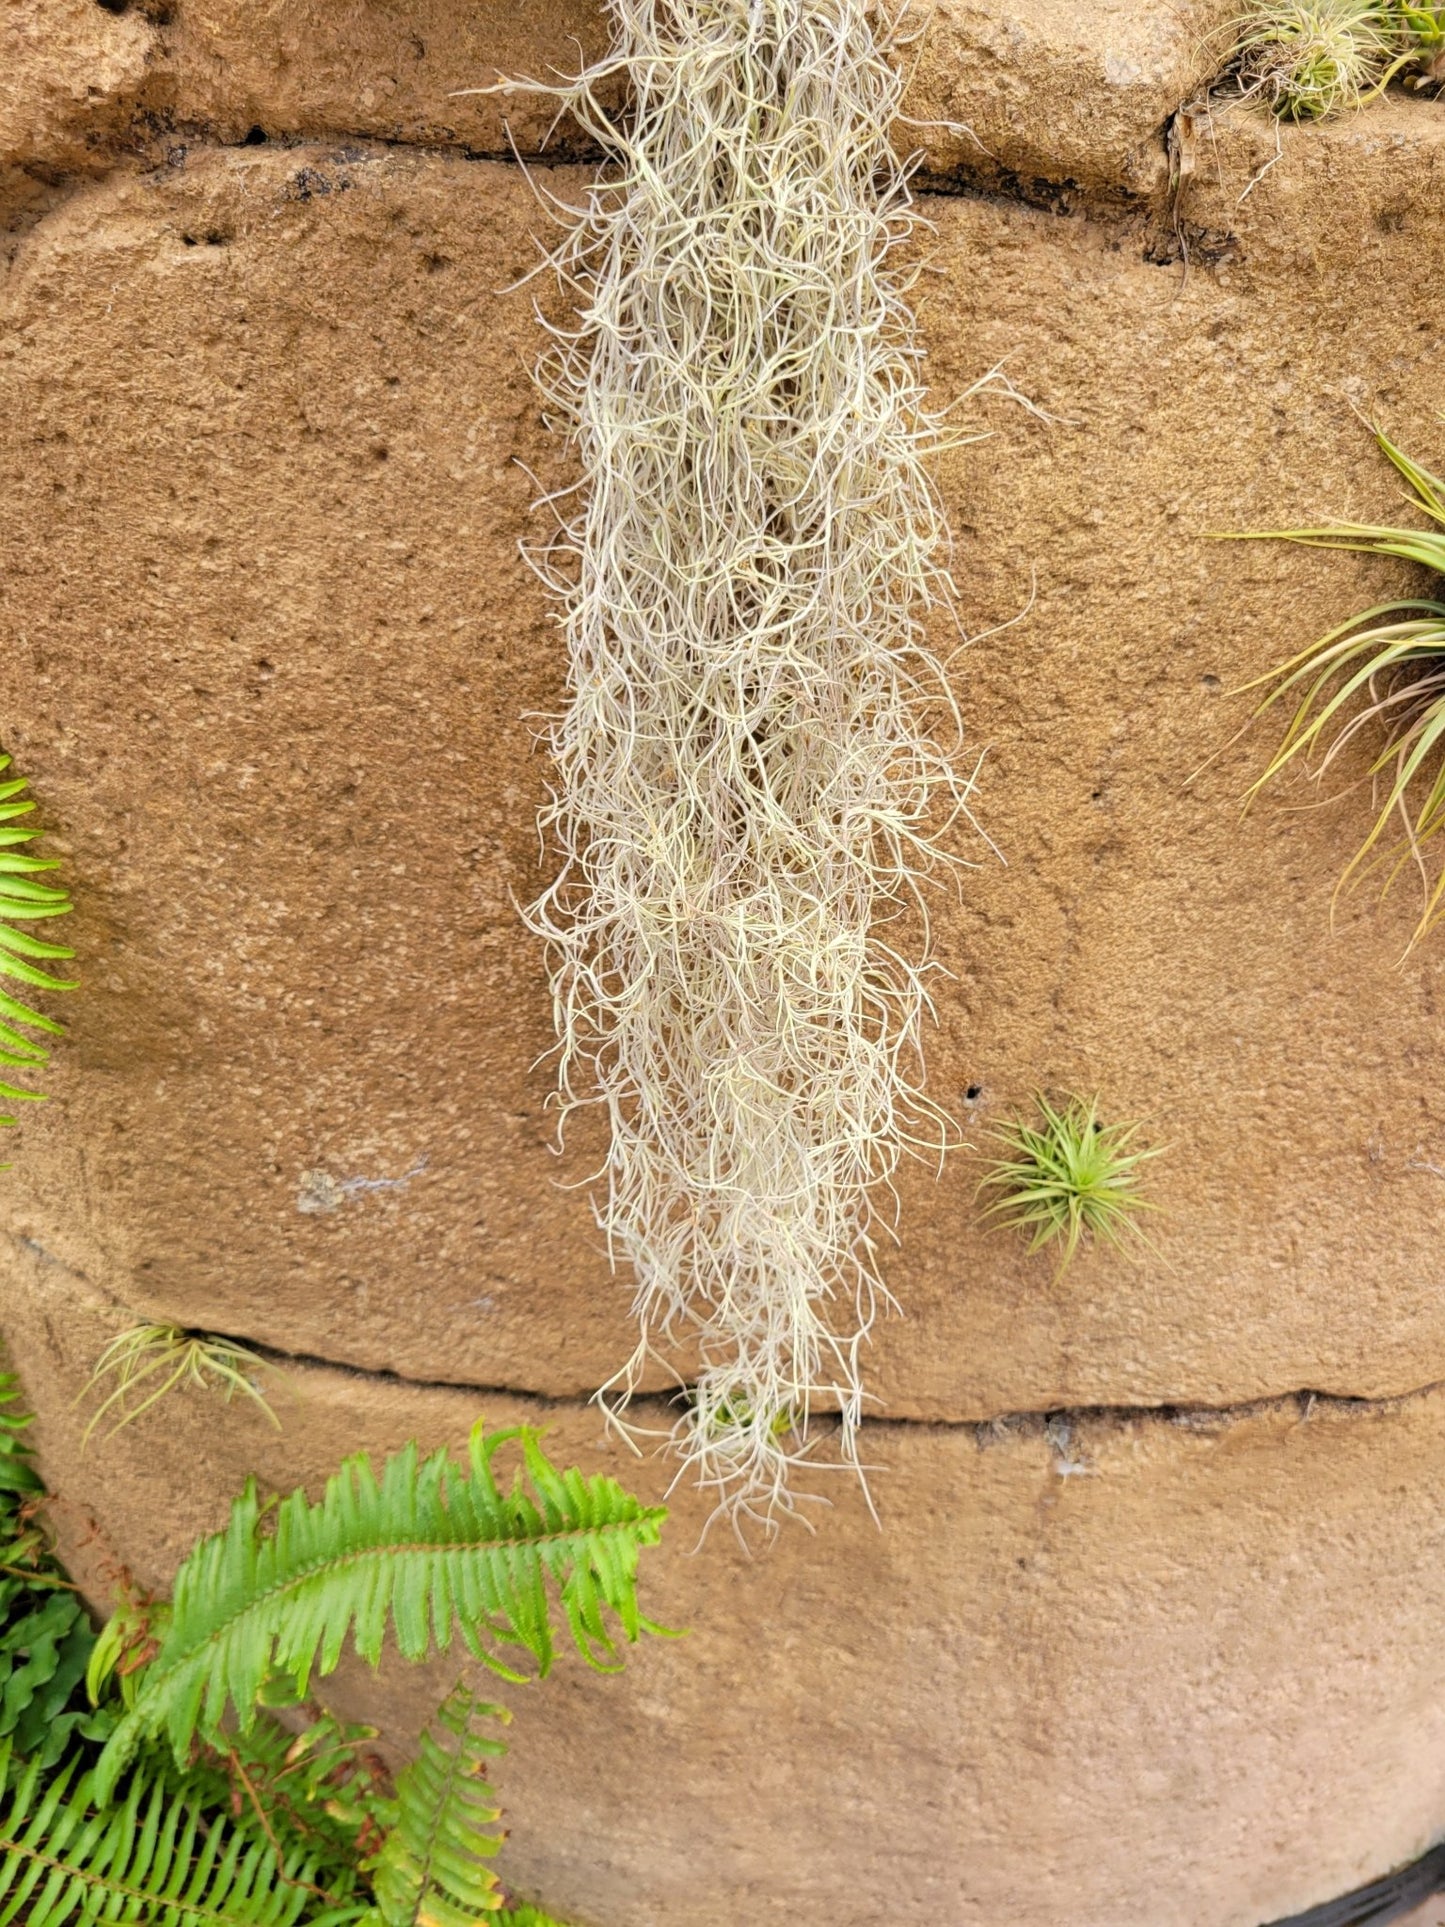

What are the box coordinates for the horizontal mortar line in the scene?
[42,77,1445,223]
[213,1325,1445,1434]
[158,124,612,169]
[17,126,1152,222]
[3,1232,1435,1433]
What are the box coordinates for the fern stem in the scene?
[223,1745,350,1910]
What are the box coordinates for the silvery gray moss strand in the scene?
[514,0,978,1521]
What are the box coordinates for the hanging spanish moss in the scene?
[499,0,988,1523]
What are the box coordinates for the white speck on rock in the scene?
[297,1157,428,1214]
[1103,51,1146,86]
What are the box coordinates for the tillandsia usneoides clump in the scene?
[495,0,989,1525]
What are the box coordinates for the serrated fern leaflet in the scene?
[95,1422,667,1800]
[0,1744,368,1927]
[0,750,76,1136]
[370,1686,509,1926]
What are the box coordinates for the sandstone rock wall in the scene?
[3,4,1445,1923]
[11,1248,1445,1927]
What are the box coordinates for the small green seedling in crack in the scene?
[80,1322,281,1446]
[978,1095,1162,1273]
[703,1394,795,1441]
[1232,427,1445,953]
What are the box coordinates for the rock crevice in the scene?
[4,0,1249,216]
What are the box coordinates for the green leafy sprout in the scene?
[1235,428,1445,952]
[1399,0,1445,81]
[1230,1,1424,117]
[0,1375,115,1775]
[80,1323,282,1447]
[978,1095,1162,1273]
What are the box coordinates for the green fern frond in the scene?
[0,1742,368,1927]
[0,1375,45,1527]
[0,752,76,1136]
[496,1909,574,1926]
[96,1423,667,1800]
[370,1685,509,1927]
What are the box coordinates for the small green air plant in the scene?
[79,1322,281,1447]
[0,1384,666,1926]
[0,749,76,1161]
[1235,429,1445,954]
[703,1394,794,1442]
[978,1096,1161,1274]
[1231,0,1409,117]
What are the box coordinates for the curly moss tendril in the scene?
[493,1,1000,1524]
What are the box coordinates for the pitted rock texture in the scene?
[9,1250,1445,1927]
[1180,91,1445,258]
[5,10,1445,1921]
[0,0,1239,193]
[911,0,1235,195]
[4,115,1445,1416]
[157,0,616,160]
[1,0,157,174]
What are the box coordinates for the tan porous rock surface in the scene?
[0,0,157,174]
[5,115,1445,1416]
[157,0,1237,188]
[159,0,616,159]
[5,0,1238,190]
[1180,91,1445,255]
[912,0,1235,194]
[0,144,650,1398]
[9,1251,1445,1927]
[5,5,1445,1920]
